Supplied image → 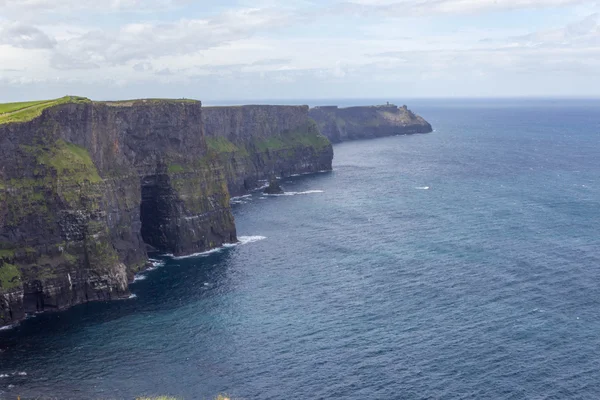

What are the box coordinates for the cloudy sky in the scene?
[0,0,599,102]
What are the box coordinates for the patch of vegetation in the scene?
[0,263,21,290]
[167,164,186,174]
[0,99,55,114]
[4,140,104,225]
[0,249,15,260]
[37,140,102,184]
[0,96,90,125]
[206,137,248,155]
[101,98,200,107]
[252,122,330,153]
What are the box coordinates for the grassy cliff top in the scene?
[100,98,200,107]
[0,96,200,125]
[0,96,90,125]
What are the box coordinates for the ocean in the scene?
[1,99,600,399]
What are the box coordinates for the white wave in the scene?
[133,274,147,282]
[172,235,266,259]
[0,374,9,378]
[0,324,17,331]
[16,372,26,377]
[230,194,253,205]
[266,190,324,197]
[150,260,165,268]
[416,186,430,190]
[128,294,138,299]
[238,235,267,245]
[231,194,252,201]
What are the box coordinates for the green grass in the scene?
[252,122,330,153]
[36,139,102,184]
[0,249,15,260]
[0,96,199,124]
[0,96,90,125]
[101,98,200,107]
[206,137,247,155]
[167,164,186,174]
[0,99,55,114]
[0,263,21,290]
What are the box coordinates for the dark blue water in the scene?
[2,99,600,399]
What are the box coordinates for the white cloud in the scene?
[46,8,292,69]
[0,0,599,99]
[0,22,56,49]
[334,0,594,15]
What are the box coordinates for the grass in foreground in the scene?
[0,96,90,125]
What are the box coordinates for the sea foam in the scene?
[172,235,266,259]
[266,190,324,197]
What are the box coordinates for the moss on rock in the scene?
[0,263,21,291]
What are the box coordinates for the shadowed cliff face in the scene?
[309,104,432,143]
[0,100,237,327]
[203,105,333,196]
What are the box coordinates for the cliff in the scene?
[0,98,335,329]
[203,106,333,196]
[309,104,432,143]
[0,98,237,327]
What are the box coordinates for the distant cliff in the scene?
[309,104,432,143]
[203,106,333,196]
[0,98,334,328]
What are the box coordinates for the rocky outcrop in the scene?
[203,106,333,196]
[0,99,237,327]
[309,104,432,143]
[263,178,284,195]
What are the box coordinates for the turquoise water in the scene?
[1,99,600,399]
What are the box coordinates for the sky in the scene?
[0,0,599,102]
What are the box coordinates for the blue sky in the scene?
[0,0,599,101]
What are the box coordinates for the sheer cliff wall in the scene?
[203,106,333,196]
[0,100,236,326]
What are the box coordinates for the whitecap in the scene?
[230,195,253,205]
[0,374,9,379]
[266,190,324,197]
[128,294,138,299]
[16,372,26,377]
[0,324,17,331]
[150,260,165,268]
[171,236,266,259]
[238,235,267,245]
[416,186,430,190]
[133,275,147,282]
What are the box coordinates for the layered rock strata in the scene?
[0,100,237,327]
[203,106,333,196]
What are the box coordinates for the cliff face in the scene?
[203,106,333,196]
[309,104,432,143]
[0,100,236,327]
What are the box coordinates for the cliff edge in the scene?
[309,104,432,143]
[0,98,335,328]
[0,98,237,327]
